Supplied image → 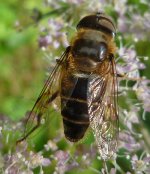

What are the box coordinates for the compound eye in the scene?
[96,13,116,35]
[99,42,107,60]
[99,19,116,34]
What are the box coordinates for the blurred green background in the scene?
[0,1,46,120]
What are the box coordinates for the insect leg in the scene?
[16,113,42,144]
[117,73,124,77]
[117,73,143,81]
[16,91,59,144]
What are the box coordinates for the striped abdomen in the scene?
[61,75,89,142]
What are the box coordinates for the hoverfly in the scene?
[18,12,119,160]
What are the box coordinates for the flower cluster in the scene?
[38,18,68,50]
[115,0,150,40]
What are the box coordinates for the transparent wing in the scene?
[17,47,71,143]
[88,57,118,160]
